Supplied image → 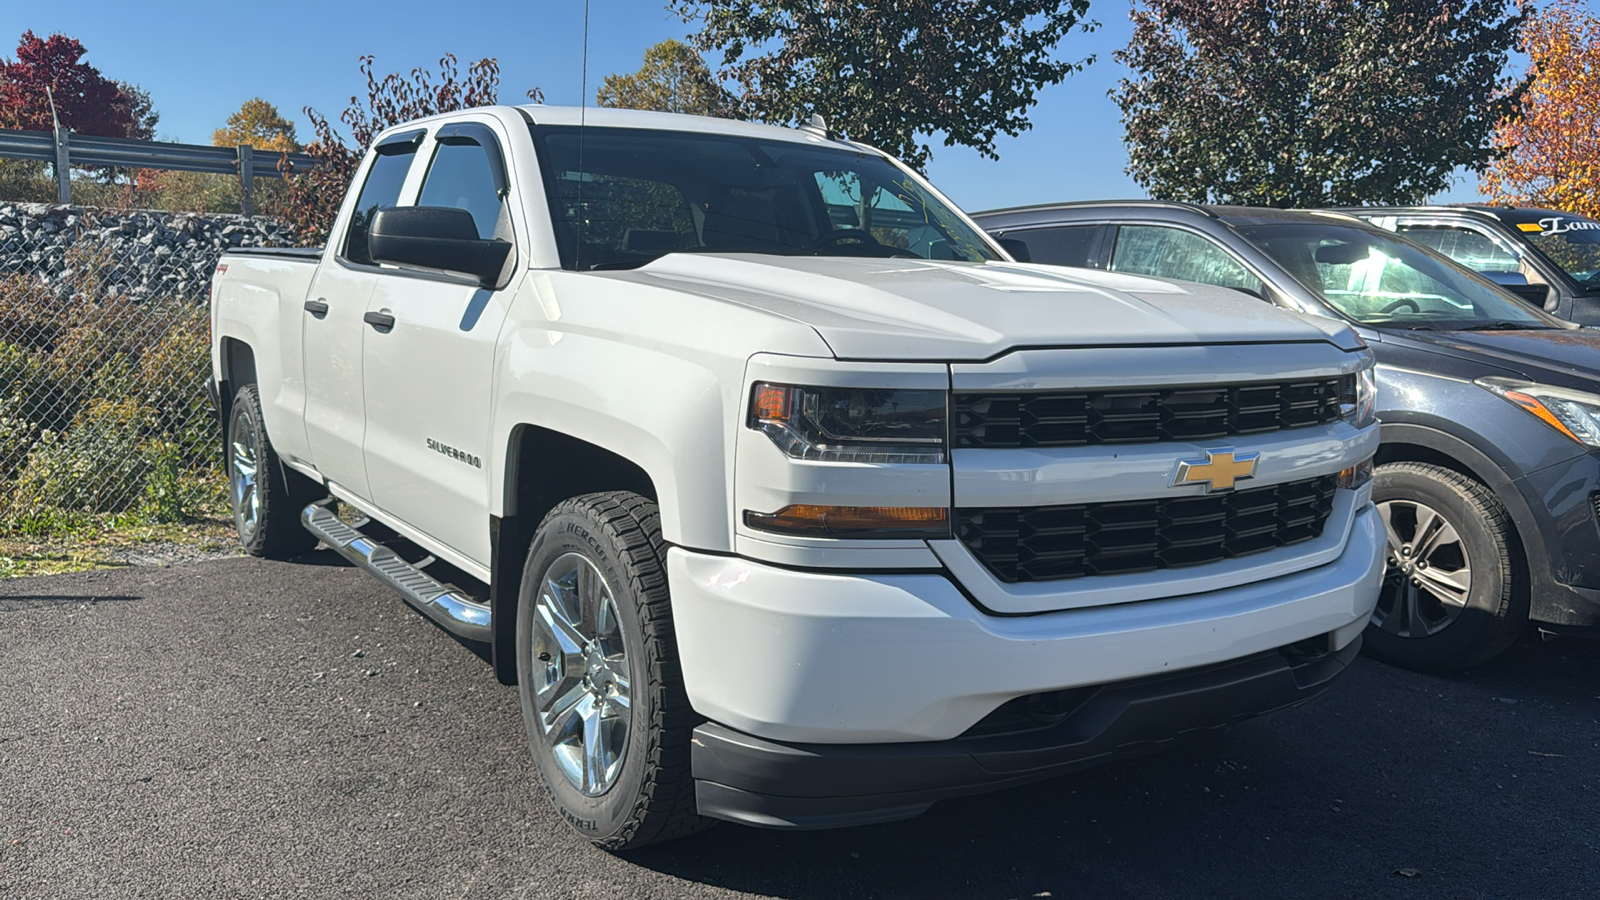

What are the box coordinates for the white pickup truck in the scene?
[209,105,1386,849]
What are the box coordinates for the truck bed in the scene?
[224,246,324,262]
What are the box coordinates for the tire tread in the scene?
[1366,461,1527,672]
[537,491,709,850]
[230,384,319,560]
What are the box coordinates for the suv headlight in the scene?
[1478,377,1600,447]
[1342,366,1377,429]
[748,383,948,464]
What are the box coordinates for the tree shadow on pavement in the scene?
[620,636,1599,900]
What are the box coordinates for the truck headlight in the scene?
[1342,366,1377,429]
[1478,377,1600,447]
[748,383,948,464]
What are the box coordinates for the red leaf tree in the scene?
[0,31,141,138]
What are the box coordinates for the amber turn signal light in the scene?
[744,505,950,538]
[1337,456,1374,489]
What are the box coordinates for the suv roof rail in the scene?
[975,199,1219,219]
[1328,204,1501,215]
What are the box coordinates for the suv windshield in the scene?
[1237,222,1562,329]
[1521,215,1600,288]
[529,125,1000,271]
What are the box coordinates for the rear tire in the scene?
[516,491,709,850]
[227,383,320,560]
[1363,462,1527,672]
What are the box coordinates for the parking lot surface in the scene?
[1,554,1596,899]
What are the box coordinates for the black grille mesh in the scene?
[954,377,1348,449]
[957,476,1339,583]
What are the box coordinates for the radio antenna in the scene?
[575,0,590,270]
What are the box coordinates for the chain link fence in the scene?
[0,203,293,535]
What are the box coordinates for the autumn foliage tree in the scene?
[675,0,1095,170]
[212,98,299,152]
[597,39,737,117]
[1115,0,1527,207]
[0,31,146,138]
[1481,0,1600,218]
[283,54,530,245]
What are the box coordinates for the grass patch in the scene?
[0,514,239,578]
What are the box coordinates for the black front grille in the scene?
[957,476,1338,583]
[954,377,1347,449]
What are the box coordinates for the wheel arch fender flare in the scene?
[1376,420,1547,578]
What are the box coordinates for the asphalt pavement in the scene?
[1,553,1596,899]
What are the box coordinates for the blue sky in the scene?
[0,0,1567,211]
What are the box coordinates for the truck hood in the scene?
[609,254,1361,361]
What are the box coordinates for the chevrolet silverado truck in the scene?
[209,106,1385,849]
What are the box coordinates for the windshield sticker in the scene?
[1535,217,1600,235]
[1517,222,1544,232]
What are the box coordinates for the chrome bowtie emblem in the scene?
[1171,448,1260,493]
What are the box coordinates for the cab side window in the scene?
[1109,225,1266,296]
[1006,225,1101,268]
[418,138,507,240]
[343,143,418,266]
[1395,223,1520,274]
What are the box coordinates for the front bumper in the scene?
[1506,453,1600,629]
[691,636,1361,829]
[668,500,1386,745]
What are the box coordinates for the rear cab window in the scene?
[343,132,422,266]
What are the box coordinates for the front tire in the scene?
[516,491,708,850]
[1364,462,1528,672]
[227,383,319,560]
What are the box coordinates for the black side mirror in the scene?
[996,237,1032,262]
[369,206,512,287]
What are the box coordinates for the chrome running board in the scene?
[302,503,492,643]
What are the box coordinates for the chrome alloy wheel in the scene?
[229,414,261,540]
[1375,499,1473,638]
[531,552,632,797]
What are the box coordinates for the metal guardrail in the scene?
[0,128,320,216]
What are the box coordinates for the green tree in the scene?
[1114,0,1527,207]
[212,98,299,152]
[674,0,1094,169]
[597,39,736,116]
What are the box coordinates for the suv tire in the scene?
[1364,462,1528,672]
[516,491,709,850]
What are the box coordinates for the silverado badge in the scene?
[1171,448,1259,493]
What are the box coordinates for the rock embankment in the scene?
[0,204,296,302]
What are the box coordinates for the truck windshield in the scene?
[1237,222,1564,330]
[529,125,1000,271]
[1520,215,1600,289]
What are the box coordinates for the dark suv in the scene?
[1337,206,1600,325]
[973,201,1600,671]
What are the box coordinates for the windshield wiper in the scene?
[1453,321,1556,332]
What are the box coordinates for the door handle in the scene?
[304,299,329,317]
[363,310,396,332]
